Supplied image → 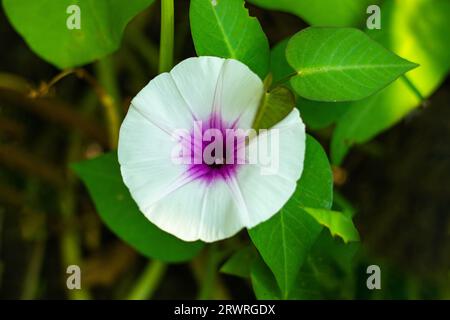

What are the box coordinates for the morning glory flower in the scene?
[118,56,305,242]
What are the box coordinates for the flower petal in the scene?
[170,57,264,127]
[214,59,264,128]
[236,108,306,228]
[131,72,195,132]
[169,56,224,121]
[118,107,186,210]
[143,179,245,242]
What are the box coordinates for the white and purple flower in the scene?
[118,56,305,242]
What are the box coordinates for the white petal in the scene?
[170,57,264,127]
[118,107,186,210]
[143,179,245,242]
[169,56,224,121]
[140,109,306,242]
[236,108,306,228]
[215,59,264,128]
[131,72,195,132]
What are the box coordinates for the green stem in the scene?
[127,260,167,300]
[59,93,97,300]
[96,56,122,116]
[124,0,174,301]
[252,91,268,130]
[94,58,122,149]
[401,75,425,103]
[0,72,32,93]
[270,71,298,89]
[21,238,45,299]
[197,244,220,300]
[60,190,92,300]
[127,29,160,73]
[159,0,174,73]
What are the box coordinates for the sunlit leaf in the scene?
[190,0,270,79]
[331,0,450,164]
[3,0,154,69]
[249,135,333,297]
[247,0,381,27]
[286,27,417,102]
[270,38,349,129]
[71,152,204,262]
[303,208,360,243]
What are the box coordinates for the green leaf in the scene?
[190,0,270,79]
[292,231,359,299]
[3,0,154,69]
[297,97,349,130]
[71,152,204,262]
[331,0,450,164]
[249,135,333,297]
[270,38,349,129]
[250,254,321,300]
[220,246,256,278]
[251,231,360,299]
[247,0,381,27]
[286,27,418,102]
[293,136,333,209]
[303,208,360,243]
[250,255,282,299]
[253,86,295,130]
[270,38,294,84]
[311,231,360,272]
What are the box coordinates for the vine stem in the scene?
[194,244,231,300]
[197,244,219,300]
[127,260,167,300]
[270,71,298,89]
[29,68,120,149]
[159,0,174,73]
[401,75,426,105]
[76,69,120,149]
[125,0,174,300]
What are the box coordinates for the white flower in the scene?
[118,56,305,242]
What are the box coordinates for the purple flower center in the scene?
[181,113,247,184]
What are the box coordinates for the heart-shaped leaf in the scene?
[250,253,322,300]
[190,0,270,79]
[270,38,350,129]
[251,231,360,299]
[286,27,418,102]
[3,0,154,68]
[247,0,381,27]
